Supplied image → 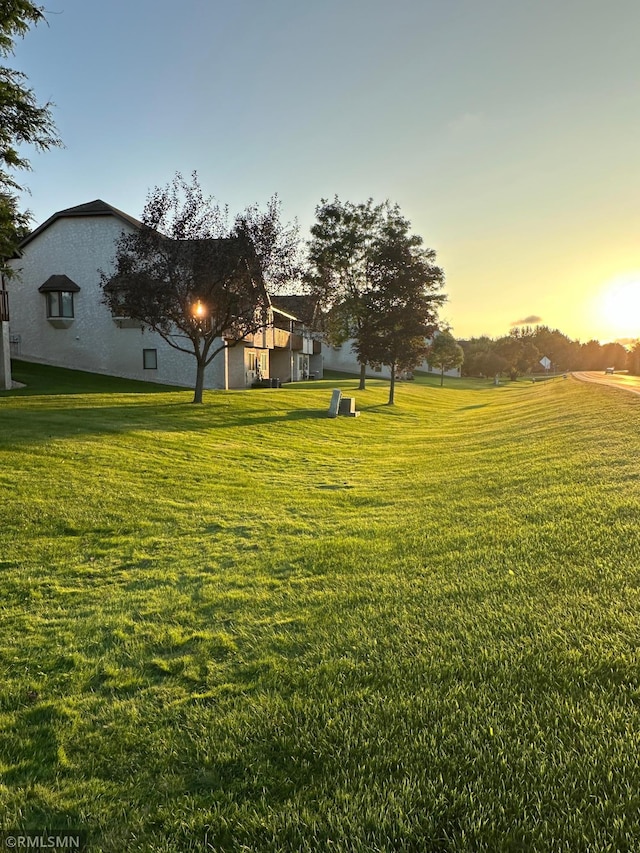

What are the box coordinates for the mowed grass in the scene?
[1,362,639,852]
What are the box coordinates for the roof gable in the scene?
[270,294,322,327]
[19,200,143,249]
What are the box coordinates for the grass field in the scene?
[1,361,639,852]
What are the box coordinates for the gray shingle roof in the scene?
[38,274,81,292]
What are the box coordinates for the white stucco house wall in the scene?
[322,338,461,379]
[7,200,322,390]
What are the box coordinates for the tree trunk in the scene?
[358,361,366,390]
[388,364,395,405]
[440,365,444,387]
[193,359,206,403]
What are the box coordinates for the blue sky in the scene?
[14,0,640,342]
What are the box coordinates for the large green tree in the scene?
[353,206,445,404]
[307,197,444,394]
[1,2,61,274]
[101,173,300,403]
[306,197,384,389]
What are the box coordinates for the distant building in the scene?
[322,336,461,379]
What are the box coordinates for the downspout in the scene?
[289,317,293,382]
[0,271,12,391]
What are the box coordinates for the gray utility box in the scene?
[339,397,360,417]
[328,389,342,418]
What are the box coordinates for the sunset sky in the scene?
[13,0,640,344]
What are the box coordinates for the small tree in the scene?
[101,173,298,403]
[427,331,464,386]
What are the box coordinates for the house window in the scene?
[47,291,74,318]
[260,352,268,373]
[143,349,158,369]
[247,351,257,372]
[39,275,80,324]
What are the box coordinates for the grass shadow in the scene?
[3,360,187,397]
[0,400,331,446]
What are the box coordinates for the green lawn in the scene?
[1,362,639,852]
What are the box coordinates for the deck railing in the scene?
[272,327,290,348]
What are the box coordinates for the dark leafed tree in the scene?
[357,300,432,405]
[306,197,385,389]
[494,334,540,380]
[101,173,298,403]
[427,330,464,386]
[1,2,61,275]
[238,195,302,294]
[459,337,491,377]
[355,208,446,404]
[528,326,578,372]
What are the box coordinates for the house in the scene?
[6,200,322,390]
[270,295,323,381]
[322,337,461,379]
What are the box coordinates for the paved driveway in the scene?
[573,371,640,397]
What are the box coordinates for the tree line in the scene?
[461,326,639,379]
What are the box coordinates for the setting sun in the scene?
[596,274,640,342]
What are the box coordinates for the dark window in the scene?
[143,349,158,369]
[47,291,74,318]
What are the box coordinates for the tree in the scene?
[306,197,379,388]
[601,341,628,371]
[529,326,577,372]
[238,195,302,294]
[494,334,539,380]
[101,173,299,403]
[1,2,61,275]
[459,337,491,377]
[354,207,445,404]
[627,340,640,375]
[357,299,431,405]
[307,198,445,397]
[427,331,464,386]
[306,197,387,389]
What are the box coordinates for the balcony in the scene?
[273,327,303,350]
[0,290,8,322]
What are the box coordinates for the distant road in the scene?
[573,371,640,397]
